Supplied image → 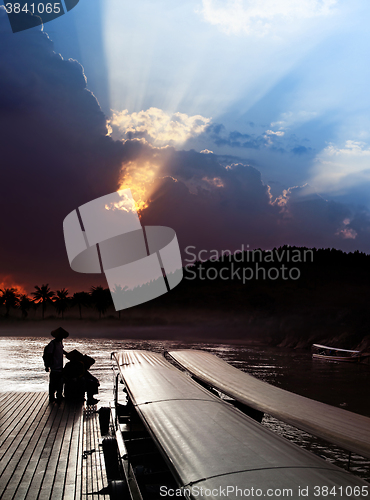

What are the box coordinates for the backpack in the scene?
[43,340,55,368]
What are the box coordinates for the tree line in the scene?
[0,284,113,320]
[2,246,370,321]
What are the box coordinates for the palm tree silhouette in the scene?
[0,288,20,317]
[54,288,69,319]
[71,291,91,320]
[32,284,55,320]
[90,285,112,319]
[19,294,32,319]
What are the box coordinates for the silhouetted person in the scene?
[43,327,69,403]
[63,350,100,405]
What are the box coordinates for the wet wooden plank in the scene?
[0,393,35,444]
[0,392,107,500]
[82,407,89,498]
[25,400,66,500]
[92,410,109,497]
[74,405,84,500]
[0,393,49,499]
[82,408,109,499]
[38,402,70,500]
[64,404,83,500]
[0,392,25,419]
[0,393,45,471]
[14,402,61,500]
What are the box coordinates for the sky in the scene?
[1,0,370,293]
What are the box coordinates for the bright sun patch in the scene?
[119,160,161,213]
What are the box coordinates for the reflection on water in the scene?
[0,336,369,481]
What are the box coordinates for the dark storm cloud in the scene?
[119,141,370,255]
[0,8,124,290]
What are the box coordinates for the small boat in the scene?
[103,350,369,500]
[312,344,362,362]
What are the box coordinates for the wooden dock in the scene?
[0,392,109,500]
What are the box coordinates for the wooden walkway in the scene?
[0,392,109,500]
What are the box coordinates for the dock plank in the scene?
[0,393,49,498]
[14,401,61,500]
[38,402,70,500]
[50,403,79,500]
[64,404,83,500]
[82,407,109,499]
[0,392,35,444]
[0,392,25,423]
[25,400,66,500]
[0,392,107,500]
[81,407,88,499]
[74,402,84,500]
[92,410,109,497]
[0,392,45,472]
[88,411,99,499]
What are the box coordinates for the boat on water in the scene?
[101,349,369,500]
[311,343,365,362]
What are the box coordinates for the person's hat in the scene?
[51,327,69,339]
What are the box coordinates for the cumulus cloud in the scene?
[109,107,211,147]
[337,227,358,240]
[200,0,337,36]
[265,130,285,137]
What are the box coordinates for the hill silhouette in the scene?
[135,246,370,350]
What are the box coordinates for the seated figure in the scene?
[63,349,100,405]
